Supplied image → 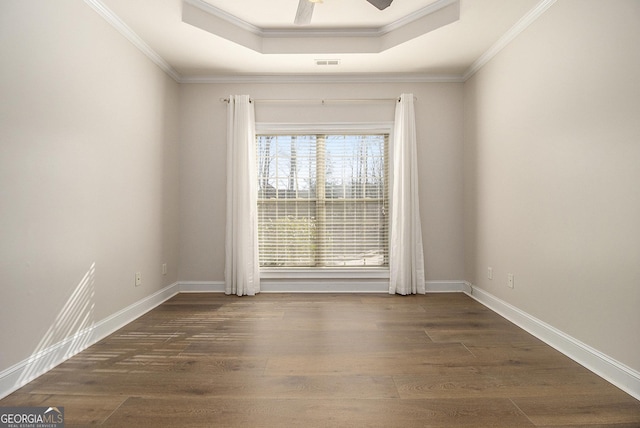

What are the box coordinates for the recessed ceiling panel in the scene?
[199,0,443,28]
[182,0,461,54]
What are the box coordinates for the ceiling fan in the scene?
[294,0,394,25]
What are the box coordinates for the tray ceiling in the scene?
[95,0,548,81]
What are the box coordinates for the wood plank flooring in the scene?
[2,293,639,427]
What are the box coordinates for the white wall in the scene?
[0,0,180,372]
[179,82,465,283]
[463,0,640,371]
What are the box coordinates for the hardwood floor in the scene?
[2,293,639,427]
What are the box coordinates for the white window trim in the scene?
[256,122,393,280]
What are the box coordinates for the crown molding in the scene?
[179,73,464,84]
[184,0,262,35]
[83,0,181,82]
[381,0,458,34]
[462,0,557,81]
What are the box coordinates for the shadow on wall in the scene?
[16,263,97,388]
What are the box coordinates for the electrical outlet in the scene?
[162,263,167,275]
[488,267,493,280]
[507,273,514,289]
[135,272,142,287]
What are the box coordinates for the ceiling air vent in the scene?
[315,59,341,66]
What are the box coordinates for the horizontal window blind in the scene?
[257,133,388,268]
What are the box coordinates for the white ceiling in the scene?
[96,0,545,81]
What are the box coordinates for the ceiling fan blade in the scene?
[366,0,393,10]
[294,0,314,25]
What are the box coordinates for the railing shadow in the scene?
[16,262,96,387]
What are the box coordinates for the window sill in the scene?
[260,267,389,280]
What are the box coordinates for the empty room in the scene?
[0,0,639,426]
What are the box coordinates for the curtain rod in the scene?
[220,97,415,104]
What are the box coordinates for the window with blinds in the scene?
[257,133,389,268]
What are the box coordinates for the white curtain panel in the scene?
[389,93,426,295]
[225,95,260,296]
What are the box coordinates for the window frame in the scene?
[255,122,393,280]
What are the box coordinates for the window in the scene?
[256,126,389,268]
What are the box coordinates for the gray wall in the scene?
[463,0,640,371]
[178,82,465,283]
[2,0,637,388]
[0,1,181,371]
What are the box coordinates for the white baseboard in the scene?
[177,280,469,294]
[0,282,180,400]
[465,282,640,401]
[425,280,471,293]
[0,279,466,398]
[177,280,468,294]
[179,281,225,293]
[5,279,635,403]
